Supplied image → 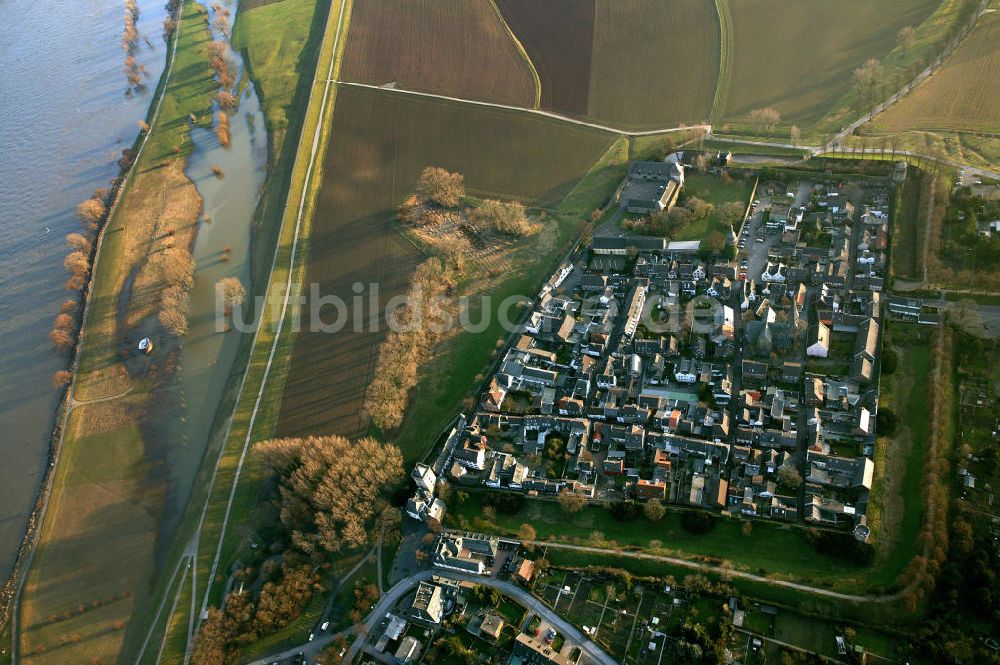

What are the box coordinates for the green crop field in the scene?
[275,85,616,444]
[586,0,719,129]
[870,11,1000,132]
[720,0,942,130]
[341,0,538,107]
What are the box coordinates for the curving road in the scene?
[250,569,617,665]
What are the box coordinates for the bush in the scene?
[807,529,874,565]
[881,348,898,375]
[610,501,640,522]
[483,491,524,515]
[680,510,715,534]
[469,199,532,236]
[876,408,898,436]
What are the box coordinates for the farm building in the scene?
[619,161,685,214]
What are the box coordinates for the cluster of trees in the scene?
[424,636,478,665]
[256,434,403,557]
[415,166,465,208]
[400,167,534,240]
[347,581,380,624]
[911,510,1000,662]
[364,257,458,430]
[624,197,743,252]
[208,39,236,108]
[157,247,196,335]
[192,563,321,665]
[469,199,532,237]
[122,0,147,90]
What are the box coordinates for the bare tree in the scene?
[469,199,532,236]
[75,197,106,227]
[49,329,73,351]
[159,306,189,336]
[897,26,916,49]
[790,124,801,148]
[749,107,781,134]
[853,58,884,109]
[160,247,195,290]
[63,251,90,277]
[557,489,586,513]
[66,233,91,253]
[216,92,236,110]
[52,370,72,388]
[216,276,245,314]
[214,111,230,146]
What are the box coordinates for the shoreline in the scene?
[0,0,187,647]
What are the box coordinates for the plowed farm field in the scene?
[341,0,538,106]
[275,85,614,440]
[495,0,597,116]
[587,0,719,129]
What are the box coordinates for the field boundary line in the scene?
[709,0,733,122]
[486,0,542,109]
[330,80,712,138]
[190,0,352,650]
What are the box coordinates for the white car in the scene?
[321,621,330,631]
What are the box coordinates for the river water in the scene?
[0,0,265,581]
[0,0,169,584]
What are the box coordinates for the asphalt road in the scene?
[252,568,618,665]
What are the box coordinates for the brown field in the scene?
[868,12,1000,134]
[587,0,719,129]
[495,0,596,116]
[341,0,537,107]
[275,85,614,439]
[724,0,940,125]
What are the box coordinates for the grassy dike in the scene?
[145,2,355,662]
[14,3,217,664]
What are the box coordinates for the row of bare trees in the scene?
[122,0,148,90]
[49,192,108,355]
[363,257,458,430]
[891,326,955,614]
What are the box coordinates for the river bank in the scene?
[7,1,269,662]
[0,0,174,636]
[0,0,170,592]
